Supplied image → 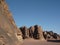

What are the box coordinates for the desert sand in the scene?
[22,39,60,45]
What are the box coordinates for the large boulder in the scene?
[0,0,23,45]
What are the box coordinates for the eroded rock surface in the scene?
[0,0,22,45]
[29,26,34,38]
[20,26,29,39]
[20,25,60,41]
[33,25,45,40]
[43,31,60,40]
[20,25,45,41]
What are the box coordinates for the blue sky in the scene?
[6,0,60,34]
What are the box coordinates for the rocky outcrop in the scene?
[20,25,45,41]
[20,26,29,39]
[33,25,45,40]
[19,25,60,41]
[0,0,22,45]
[43,31,60,40]
[29,26,34,38]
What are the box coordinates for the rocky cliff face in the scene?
[0,0,22,45]
[20,25,45,41]
[20,25,60,41]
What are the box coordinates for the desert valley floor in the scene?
[22,39,60,45]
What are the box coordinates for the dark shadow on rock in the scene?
[47,40,60,43]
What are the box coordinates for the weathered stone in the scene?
[20,26,29,39]
[0,0,23,45]
[43,31,60,40]
[20,25,45,41]
[33,25,45,40]
[20,25,60,40]
[29,26,34,38]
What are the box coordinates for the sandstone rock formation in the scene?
[20,25,60,41]
[43,31,60,40]
[29,26,34,38]
[33,25,45,40]
[20,25,45,41]
[0,0,22,45]
[20,26,29,39]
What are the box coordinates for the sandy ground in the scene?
[22,39,60,45]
